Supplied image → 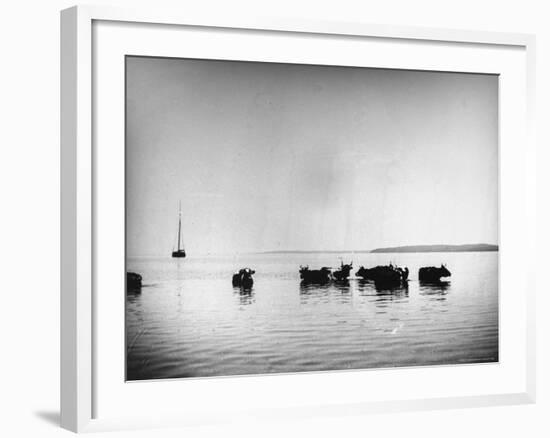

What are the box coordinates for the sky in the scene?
[125,56,498,256]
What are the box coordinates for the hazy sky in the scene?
[126,57,498,256]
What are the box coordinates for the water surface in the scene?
[126,252,498,380]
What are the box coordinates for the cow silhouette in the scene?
[232,268,255,289]
[332,261,353,281]
[418,264,451,283]
[356,264,409,288]
[299,265,332,284]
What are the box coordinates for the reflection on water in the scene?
[299,282,351,305]
[419,281,451,295]
[233,286,255,306]
[126,252,498,380]
[355,280,409,304]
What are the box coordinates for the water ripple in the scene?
[127,252,498,379]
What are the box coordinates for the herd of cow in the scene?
[127,262,452,293]
[231,261,452,289]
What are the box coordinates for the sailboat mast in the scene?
[177,202,181,251]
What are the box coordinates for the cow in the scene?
[418,264,451,283]
[299,265,332,284]
[356,264,408,288]
[332,261,353,281]
[232,268,255,289]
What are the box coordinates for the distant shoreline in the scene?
[371,244,498,253]
[261,244,498,254]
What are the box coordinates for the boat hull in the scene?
[171,250,186,258]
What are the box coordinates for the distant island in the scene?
[260,243,498,254]
[370,243,498,253]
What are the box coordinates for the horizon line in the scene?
[127,243,499,258]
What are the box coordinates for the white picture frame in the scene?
[60,4,536,433]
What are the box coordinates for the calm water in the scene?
[126,252,498,380]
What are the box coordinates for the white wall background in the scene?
[0,0,547,437]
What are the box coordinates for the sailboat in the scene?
[171,202,186,258]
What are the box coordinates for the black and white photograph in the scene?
[125,56,498,381]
